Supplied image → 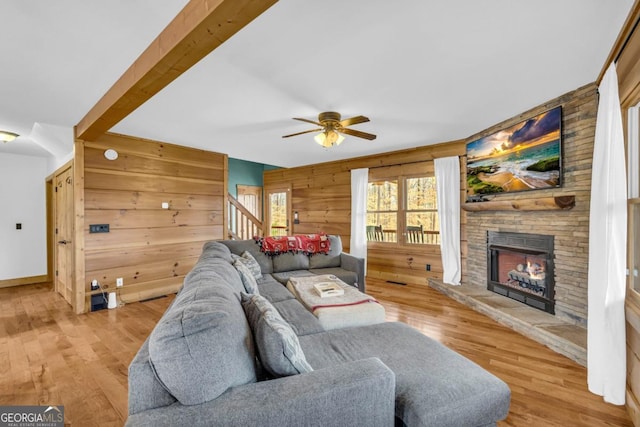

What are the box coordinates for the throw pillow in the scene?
[234,261,260,295]
[241,293,313,377]
[148,283,257,405]
[241,251,263,279]
[231,252,263,279]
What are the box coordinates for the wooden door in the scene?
[237,185,262,220]
[265,185,291,236]
[55,165,74,306]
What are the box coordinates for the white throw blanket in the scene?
[287,275,378,312]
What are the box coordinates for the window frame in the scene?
[366,162,440,247]
[366,178,398,243]
[403,174,440,245]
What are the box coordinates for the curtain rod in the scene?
[615,15,640,63]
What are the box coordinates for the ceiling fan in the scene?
[282,111,377,148]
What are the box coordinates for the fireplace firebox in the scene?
[487,231,555,314]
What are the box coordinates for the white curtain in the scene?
[350,168,369,268]
[587,62,627,405]
[434,156,461,285]
[628,104,639,198]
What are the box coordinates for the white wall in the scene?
[47,150,73,176]
[0,153,48,280]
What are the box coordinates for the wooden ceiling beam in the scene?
[75,0,278,141]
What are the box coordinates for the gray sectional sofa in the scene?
[222,235,366,292]
[127,236,510,426]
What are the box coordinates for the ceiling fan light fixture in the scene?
[0,130,19,143]
[283,111,375,146]
[314,129,345,148]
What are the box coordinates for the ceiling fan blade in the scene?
[282,128,323,138]
[340,127,377,140]
[339,115,370,127]
[293,117,323,126]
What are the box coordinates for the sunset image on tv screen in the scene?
[466,106,561,197]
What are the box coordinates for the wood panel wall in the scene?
[629,300,640,425]
[80,133,227,311]
[263,142,465,285]
[607,1,640,423]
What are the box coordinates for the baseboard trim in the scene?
[0,275,49,289]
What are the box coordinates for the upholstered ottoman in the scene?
[287,275,386,330]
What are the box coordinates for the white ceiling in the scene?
[0,0,633,167]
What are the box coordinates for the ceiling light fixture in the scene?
[0,131,19,143]
[283,111,376,147]
[104,149,119,160]
[314,125,345,148]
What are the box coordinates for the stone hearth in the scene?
[428,279,586,366]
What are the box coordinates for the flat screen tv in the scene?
[466,106,562,200]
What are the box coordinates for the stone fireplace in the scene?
[487,231,555,314]
[428,84,596,364]
[462,83,597,328]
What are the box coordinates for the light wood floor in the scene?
[0,279,633,426]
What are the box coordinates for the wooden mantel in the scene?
[462,195,575,212]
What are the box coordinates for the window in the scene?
[266,187,290,236]
[366,164,440,245]
[405,177,439,245]
[367,180,398,242]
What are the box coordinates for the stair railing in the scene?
[227,193,263,240]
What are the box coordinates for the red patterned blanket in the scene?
[256,233,331,256]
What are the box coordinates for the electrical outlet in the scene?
[89,224,110,233]
[116,277,124,287]
[426,264,431,271]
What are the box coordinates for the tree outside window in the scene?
[269,192,287,236]
[367,180,398,242]
[405,177,440,245]
[366,173,440,245]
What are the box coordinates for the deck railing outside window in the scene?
[270,225,288,236]
[366,173,440,245]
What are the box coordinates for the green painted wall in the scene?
[228,158,280,197]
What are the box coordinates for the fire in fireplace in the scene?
[487,231,555,314]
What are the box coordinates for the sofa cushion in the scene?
[128,338,177,415]
[148,274,257,405]
[308,235,343,269]
[199,241,234,264]
[300,322,511,427]
[257,275,295,303]
[241,293,313,377]
[271,270,316,285]
[271,299,324,336]
[234,260,260,294]
[221,239,273,273]
[184,257,246,295]
[272,252,310,272]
